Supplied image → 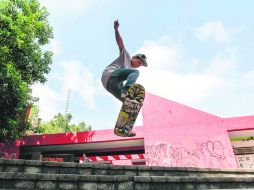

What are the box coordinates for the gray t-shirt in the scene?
[101,47,132,89]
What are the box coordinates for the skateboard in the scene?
[114,83,145,137]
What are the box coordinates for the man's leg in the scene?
[108,69,139,137]
[113,68,139,92]
[106,76,123,101]
[106,68,139,101]
[120,69,139,93]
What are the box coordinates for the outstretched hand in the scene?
[114,19,124,50]
[114,20,119,30]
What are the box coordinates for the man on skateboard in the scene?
[101,20,147,136]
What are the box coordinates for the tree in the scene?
[0,0,53,142]
[69,122,92,133]
[39,113,92,134]
[28,104,92,134]
[27,104,43,134]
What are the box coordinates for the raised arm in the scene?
[114,20,124,51]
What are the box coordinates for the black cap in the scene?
[134,54,147,67]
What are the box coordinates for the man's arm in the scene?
[114,20,124,51]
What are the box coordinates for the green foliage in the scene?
[0,0,53,83]
[38,113,92,134]
[0,63,31,140]
[28,104,43,134]
[28,105,92,134]
[231,136,254,142]
[0,0,53,142]
[69,122,92,133]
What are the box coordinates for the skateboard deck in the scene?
[114,84,145,137]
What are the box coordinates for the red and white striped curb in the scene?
[80,154,145,162]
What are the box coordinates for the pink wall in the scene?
[0,127,144,160]
[3,92,254,169]
[19,127,144,146]
[142,93,237,168]
[222,116,254,132]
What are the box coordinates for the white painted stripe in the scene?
[132,154,139,159]
[96,156,104,161]
[119,155,126,159]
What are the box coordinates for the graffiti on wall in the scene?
[0,142,19,159]
[236,154,254,169]
[145,141,226,168]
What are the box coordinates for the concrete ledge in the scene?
[2,158,254,171]
[2,158,254,179]
[36,173,58,181]
[1,172,254,189]
[2,158,254,175]
[2,172,254,183]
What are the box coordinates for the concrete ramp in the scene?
[1,158,254,189]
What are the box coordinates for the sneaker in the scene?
[114,127,136,137]
[121,91,128,101]
[128,131,136,137]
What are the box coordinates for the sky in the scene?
[33,0,254,130]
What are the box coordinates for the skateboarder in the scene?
[101,20,147,102]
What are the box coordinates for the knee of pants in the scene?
[132,70,139,79]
